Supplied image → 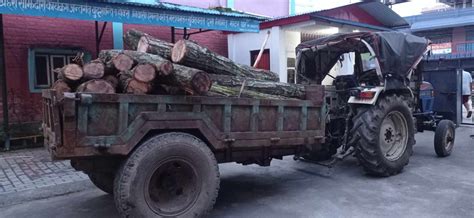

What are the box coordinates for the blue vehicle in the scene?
[415,81,456,157]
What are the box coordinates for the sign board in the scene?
[431,42,452,54]
[0,0,260,32]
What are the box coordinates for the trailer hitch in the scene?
[294,146,355,169]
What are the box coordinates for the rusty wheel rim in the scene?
[444,128,454,150]
[145,157,200,216]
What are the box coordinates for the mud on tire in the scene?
[88,172,115,195]
[114,132,220,218]
[350,95,415,177]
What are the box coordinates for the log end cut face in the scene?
[52,80,72,99]
[133,63,156,83]
[137,36,149,53]
[64,64,83,81]
[77,79,115,94]
[83,61,105,79]
[113,54,134,72]
[171,40,186,63]
[159,61,174,76]
[126,80,151,95]
[192,71,212,95]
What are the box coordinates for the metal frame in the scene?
[95,21,108,57]
[170,27,213,42]
[0,14,9,150]
[42,89,325,165]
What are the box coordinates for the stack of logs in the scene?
[52,29,305,100]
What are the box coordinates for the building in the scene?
[227,1,408,83]
[403,0,474,124]
[0,0,268,148]
[403,1,474,78]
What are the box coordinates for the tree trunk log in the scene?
[100,50,174,76]
[208,84,292,100]
[76,79,115,94]
[124,29,173,60]
[171,39,279,81]
[210,75,305,99]
[82,59,105,79]
[103,75,119,90]
[159,64,211,95]
[132,63,156,83]
[99,50,135,74]
[57,64,83,83]
[51,79,72,99]
[119,72,152,94]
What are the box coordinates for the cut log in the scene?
[171,39,279,81]
[119,72,152,94]
[159,64,211,95]
[113,53,135,72]
[132,63,156,83]
[124,29,173,60]
[100,50,174,76]
[58,64,83,82]
[99,50,135,74]
[208,84,292,100]
[82,59,105,79]
[210,75,306,99]
[76,79,115,94]
[103,75,119,89]
[51,79,72,99]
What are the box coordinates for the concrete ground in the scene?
[0,127,473,218]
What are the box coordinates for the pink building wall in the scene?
[234,0,289,17]
[0,0,290,124]
[161,0,290,17]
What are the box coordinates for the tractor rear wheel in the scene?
[350,95,415,177]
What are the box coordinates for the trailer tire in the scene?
[434,119,455,157]
[114,132,219,218]
[88,172,115,195]
[350,95,415,177]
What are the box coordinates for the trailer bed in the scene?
[42,88,325,165]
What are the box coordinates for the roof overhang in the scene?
[310,14,393,31]
[356,1,409,28]
[0,0,264,32]
[260,1,408,30]
[406,7,474,32]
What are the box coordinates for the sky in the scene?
[295,0,448,17]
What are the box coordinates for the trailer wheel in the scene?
[88,172,115,195]
[114,132,219,218]
[350,95,415,177]
[434,120,455,157]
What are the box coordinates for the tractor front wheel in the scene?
[434,119,455,157]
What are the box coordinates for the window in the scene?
[250,49,270,70]
[28,48,90,92]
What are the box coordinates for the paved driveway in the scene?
[1,127,473,218]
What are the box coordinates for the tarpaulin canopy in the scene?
[296,31,429,83]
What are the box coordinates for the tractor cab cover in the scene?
[295,31,429,87]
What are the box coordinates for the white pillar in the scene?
[269,26,287,83]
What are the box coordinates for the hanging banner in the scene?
[0,0,261,32]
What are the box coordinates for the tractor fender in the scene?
[348,86,384,105]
